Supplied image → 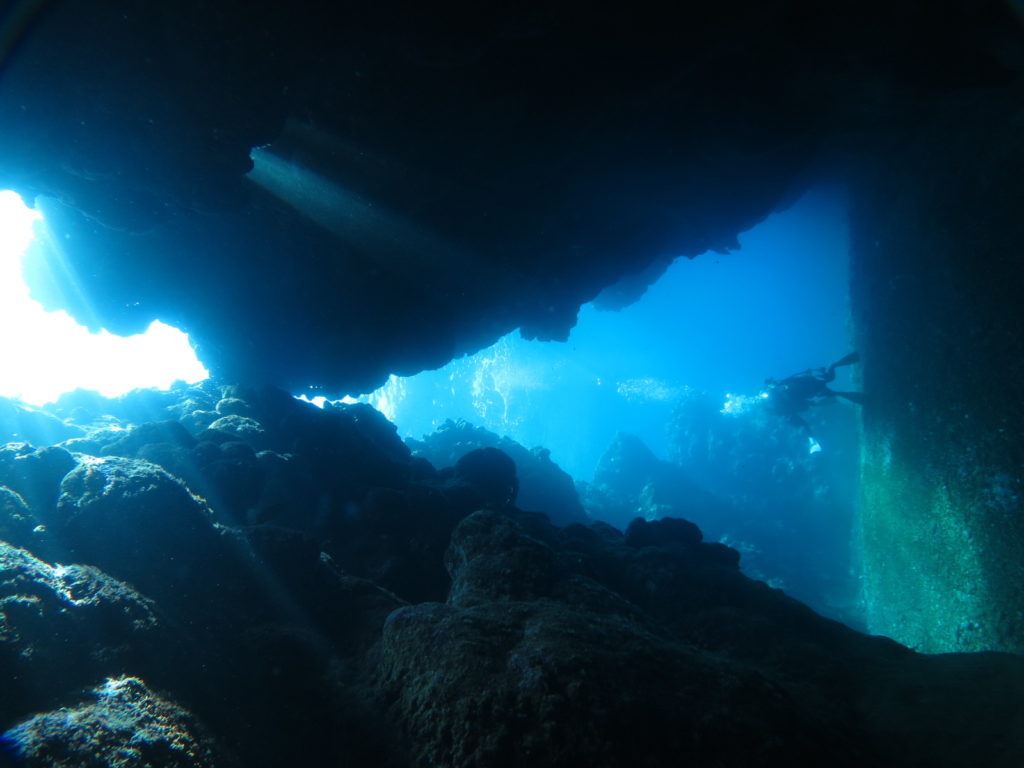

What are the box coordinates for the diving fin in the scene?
[830,351,860,369]
[833,390,865,405]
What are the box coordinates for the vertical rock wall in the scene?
[850,94,1024,653]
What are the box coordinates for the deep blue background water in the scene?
[362,186,854,483]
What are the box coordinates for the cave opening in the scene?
[356,186,855,484]
[343,185,864,625]
[0,191,209,404]
[0,181,863,625]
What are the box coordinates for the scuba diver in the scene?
[761,352,863,452]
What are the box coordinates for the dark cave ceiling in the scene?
[0,0,1020,394]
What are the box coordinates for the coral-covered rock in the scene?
[333,402,412,468]
[235,524,406,655]
[624,515,703,549]
[100,420,197,459]
[0,382,1019,767]
[221,389,412,498]
[52,456,223,605]
[445,509,563,607]
[0,486,38,551]
[187,439,266,523]
[381,507,1024,767]
[409,419,586,525]
[0,676,235,768]
[324,483,464,603]
[214,397,253,417]
[452,447,519,509]
[206,414,267,445]
[0,541,166,724]
[248,450,316,527]
[173,525,407,768]
[0,444,77,520]
[382,509,862,766]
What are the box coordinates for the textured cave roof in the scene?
[0,0,1020,394]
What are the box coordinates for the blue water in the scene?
[362,186,853,482]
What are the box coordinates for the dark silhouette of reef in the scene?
[408,418,587,528]
[1,384,1023,767]
[581,414,863,628]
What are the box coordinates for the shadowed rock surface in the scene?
[408,419,587,527]
[0,541,167,726]
[1,677,235,768]
[582,396,862,625]
[0,1,1019,394]
[0,385,1019,766]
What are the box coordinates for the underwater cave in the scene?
[0,1,1022,766]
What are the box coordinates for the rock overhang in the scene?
[0,0,1019,394]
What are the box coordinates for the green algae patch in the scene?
[860,428,1000,652]
[850,100,1024,654]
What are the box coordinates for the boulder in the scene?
[0,541,166,724]
[323,483,464,604]
[381,511,861,767]
[0,486,39,551]
[0,444,77,520]
[52,456,224,606]
[1,676,235,768]
[409,419,586,525]
[381,507,1024,766]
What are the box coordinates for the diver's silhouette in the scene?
[762,352,863,449]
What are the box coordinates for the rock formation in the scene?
[0,385,1020,766]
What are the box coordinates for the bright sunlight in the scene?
[0,191,208,405]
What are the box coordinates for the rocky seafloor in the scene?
[0,382,1022,767]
